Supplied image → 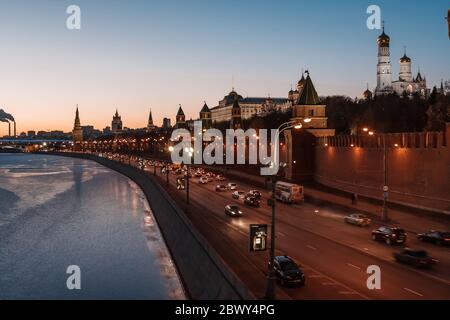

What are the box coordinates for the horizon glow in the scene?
[0,0,449,136]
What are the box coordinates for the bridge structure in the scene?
[0,139,72,153]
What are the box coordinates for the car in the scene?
[199,177,209,184]
[371,226,407,245]
[394,248,438,268]
[244,196,260,207]
[248,190,262,200]
[225,204,243,217]
[344,213,371,227]
[271,256,305,287]
[417,230,450,246]
[232,191,246,200]
[227,182,237,190]
[207,176,214,182]
[216,184,227,192]
[216,175,226,181]
[175,168,183,175]
[194,171,202,177]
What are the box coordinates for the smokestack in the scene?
[14,121,16,137]
[8,122,11,137]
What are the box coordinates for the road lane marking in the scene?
[347,263,361,270]
[322,282,338,286]
[338,291,359,295]
[277,232,286,237]
[306,245,317,250]
[308,275,324,278]
[403,288,423,297]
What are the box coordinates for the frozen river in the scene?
[0,153,184,299]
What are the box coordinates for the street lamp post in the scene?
[381,134,388,222]
[264,119,309,300]
[166,163,170,186]
[366,129,388,222]
[185,147,194,204]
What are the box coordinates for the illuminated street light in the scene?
[265,118,308,301]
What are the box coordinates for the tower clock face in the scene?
[382,69,386,74]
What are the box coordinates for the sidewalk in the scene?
[219,168,449,235]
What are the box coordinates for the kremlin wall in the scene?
[314,123,450,214]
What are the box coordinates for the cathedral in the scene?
[370,24,428,98]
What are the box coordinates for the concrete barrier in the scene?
[46,152,254,300]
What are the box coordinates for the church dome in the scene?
[400,53,411,63]
[377,30,390,47]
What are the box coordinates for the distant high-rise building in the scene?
[111,109,123,133]
[72,106,83,142]
[162,118,172,130]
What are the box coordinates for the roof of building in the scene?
[296,74,321,105]
[177,106,185,116]
[377,24,390,47]
[400,53,411,63]
[200,102,210,113]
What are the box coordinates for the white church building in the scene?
[370,24,429,98]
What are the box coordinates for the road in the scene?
[132,158,450,300]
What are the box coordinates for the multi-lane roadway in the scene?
[114,155,450,300]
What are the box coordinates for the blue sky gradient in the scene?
[0,0,448,133]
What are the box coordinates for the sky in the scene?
[0,0,449,135]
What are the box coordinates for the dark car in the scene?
[224,204,243,217]
[244,196,260,207]
[394,248,438,268]
[216,184,227,192]
[271,256,305,287]
[417,231,450,246]
[371,226,407,245]
[248,190,262,200]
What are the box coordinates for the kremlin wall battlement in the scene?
[313,123,450,214]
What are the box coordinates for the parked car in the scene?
[216,184,227,192]
[248,190,262,200]
[244,196,260,207]
[394,248,438,268]
[225,204,243,217]
[227,182,237,190]
[199,177,209,184]
[271,256,305,287]
[372,226,407,245]
[216,175,226,181]
[344,213,371,227]
[417,231,450,246]
[232,191,246,200]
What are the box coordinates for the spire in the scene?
[115,108,119,117]
[177,104,185,116]
[74,104,81,127]
[296,72,320,105]
[200,101,210,113]
[148,108,153,126]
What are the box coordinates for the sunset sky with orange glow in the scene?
[0,0,448,136]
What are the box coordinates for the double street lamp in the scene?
[265,118,311,300]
